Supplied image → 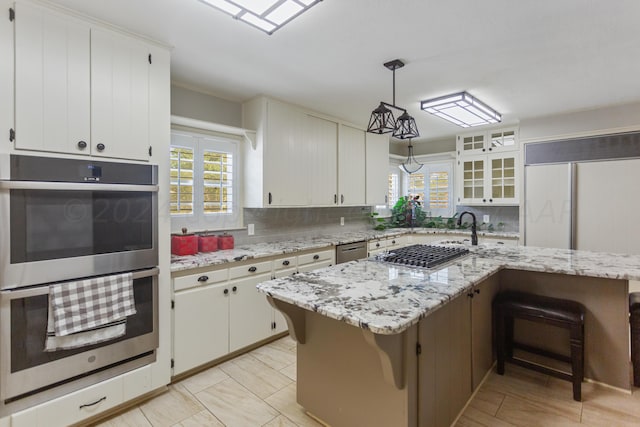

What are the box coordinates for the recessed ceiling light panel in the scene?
[420,91,502,128]
[198,0,322,35]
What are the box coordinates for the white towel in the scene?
[44,272,136,352]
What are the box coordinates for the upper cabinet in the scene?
[365,132,390,206]
[13,0,155,161]
[456,127,518,156]
[243,96,380,208]
[456,127,519,206]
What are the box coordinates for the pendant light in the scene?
[399,139,423,174]
[367,59,420,140]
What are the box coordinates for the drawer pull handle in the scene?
[282,260,290,266]
[197,275,209,282]
[248,266,257,272]
[313,255,320,260]
[96,143,106,152]
[232,286,237,292]
[376,243,380,248]
[79,396,106,409]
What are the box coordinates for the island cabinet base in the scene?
[297,311,418,427]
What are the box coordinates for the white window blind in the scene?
[401,160,454,217]
[170,146,195,215]
[388,172,399,207]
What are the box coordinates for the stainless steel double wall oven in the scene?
[0,155,159,415]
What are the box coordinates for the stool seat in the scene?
[630,292,640,312]
[494,291,585,401]
[494,292,584,324]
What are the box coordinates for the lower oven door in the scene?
[0,267,158,405]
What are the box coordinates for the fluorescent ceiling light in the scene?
[198,0,322,35]
[420,91,502,128]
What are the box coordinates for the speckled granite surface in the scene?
[256,243,640,335]
[170,228,519,272]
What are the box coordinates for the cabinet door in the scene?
[456,132,486,156]
[15,1,90,155]
[264,100,307,206]
[338,124,366,205]
[229,273,273,352]
[365,132,390,205]
[306,115,338,206]
[488,128,518,153]
[458,155,486,204]
[91,28,150,161]
[471,276,500,390]
[173,283,230,375]
[488,152,518,204]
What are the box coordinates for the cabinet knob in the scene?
[197,275,209,282]
[232,286,237,293]
[334,194,337,204]
[489,147,493,151]
[268,192,273,205]
[483,199,487,202]
[313,254,320,260]
[282,260,290,266]
[376,243,380,248]
[224,288,229,295]
[482,148,486,152]
[467,292,474,298]
[77,140,87,149]
[341,194,344,204]
[474,289,480,294]
[248,266,257,272]
[96,143,105,152]
[489,199,493,203]
[392,240,396,244]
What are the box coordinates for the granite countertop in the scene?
[256,243,640,335]
[170,228,519,272]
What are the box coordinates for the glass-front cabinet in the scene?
[457,152,518,205]
[461,155,486,204]
[456,127,518,155]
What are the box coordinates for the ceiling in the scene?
[46,0,640,142]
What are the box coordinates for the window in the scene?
[400,160,454,217]
[170,130,240,232]
[388,172,399,207]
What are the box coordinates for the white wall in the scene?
[390,137,455,156]
[171,83,242,127]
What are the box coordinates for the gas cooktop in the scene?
[378,244,470,268]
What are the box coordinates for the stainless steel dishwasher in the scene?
[335,241,368,264]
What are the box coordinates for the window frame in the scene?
[400,158,455,218]
[170,128,242,233]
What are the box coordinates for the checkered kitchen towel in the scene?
[50,272,136,337]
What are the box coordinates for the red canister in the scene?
[198,233,219,253]
[171,228,198,256]
[218,233,234,250]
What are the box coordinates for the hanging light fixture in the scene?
[367,59,420,140]
[399,139,423,174]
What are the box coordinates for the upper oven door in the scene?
[0,181,158,289]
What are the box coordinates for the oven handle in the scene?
[0,181,158,192]
[0,267,159,300]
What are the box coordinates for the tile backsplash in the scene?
[454,205,519,232]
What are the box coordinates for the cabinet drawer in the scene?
[298,259,333,273]
[174,268,228,292]
[37,376,123,426]
[386,236,406,248]
[273,256,297,273]
[298,249,334,267]
[228,260,272,280]
[368,239,389,251]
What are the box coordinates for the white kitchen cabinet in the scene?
[457,152,519,205]
[365,132,390,205]
[307,114,338,206]
[338,124,366,206]
[172,282,230,375]
[90,28,150,161]
[367,235,408,256]
[297,249,335,273]
[456,127,518,156]
[14,0,90,155]
[229,272,274,352]
[12,0,154,161]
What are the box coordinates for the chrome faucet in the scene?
[457,211,478,246]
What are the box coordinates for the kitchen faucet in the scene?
[457,211,478,246]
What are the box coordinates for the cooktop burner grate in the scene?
[379,244,470,268]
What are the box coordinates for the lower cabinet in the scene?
[229,273,274,352]
[297,249,335,273]
[173,282,230,376]
[470,275,500,389]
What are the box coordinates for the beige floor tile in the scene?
[220,354,293,399]
[172,409,225,427]
[579,381,640,419]
[251,342,297,370]
[468,388,505,416]
[280,362,297,381]
[264,383,322,427]
[454,414,486,427]
[139,384,205,427]
[268,336,297,352]
[496,395,583,426]
[195,377,279,427]
[581,401,640,426]
[94,407,152,427]
[263,414,300,427]
[178,366,230,395]
[459,405,517,427]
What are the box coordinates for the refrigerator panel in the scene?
[524,164,572,249]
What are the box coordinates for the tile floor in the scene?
[94,336,640,427]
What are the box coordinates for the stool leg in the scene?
[496,307,506,375]
[570,324,584,401]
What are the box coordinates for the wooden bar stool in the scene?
[631,292,640,387]
[493,291,585,401]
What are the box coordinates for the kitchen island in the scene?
[257,244,640,427]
